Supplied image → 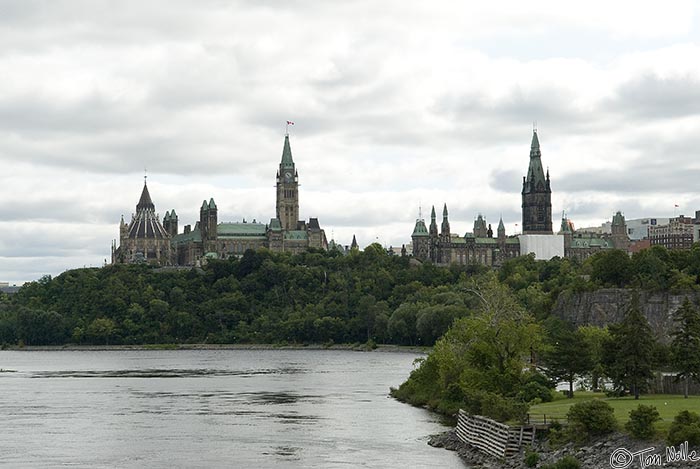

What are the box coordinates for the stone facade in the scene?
[559,211,630,261]
[113,134,327,266]
[411,130,631,267]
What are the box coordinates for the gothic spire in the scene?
[442,203,448,219]
[280,134,294,169]
[525,129,547,192]
[431,205,436,221]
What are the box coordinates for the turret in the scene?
[350,234,359,251]
[440,203,450,239]
[497,217,506,240]
[429,205,438,238]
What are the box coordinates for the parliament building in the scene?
[111,134,327,266]
[411,130,631,267]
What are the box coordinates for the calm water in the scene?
[0,349,463,468]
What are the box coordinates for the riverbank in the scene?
[1,343,432,354]
[429,429,693,468]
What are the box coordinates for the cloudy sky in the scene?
[2,1,700,283]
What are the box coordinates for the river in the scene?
[0,349,463,468]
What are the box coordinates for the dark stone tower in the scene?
[440,204,450,241]
[276,134,300,231]
[200,198,218,243]
[610,211,630,252]
[163,209,179,237]
[521,129,553,234]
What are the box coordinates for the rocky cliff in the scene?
[551,289,699,343]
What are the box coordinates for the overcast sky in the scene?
[2,1,700,284]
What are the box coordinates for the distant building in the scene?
[112,134,327,266]
[559,211,630,261]
[0,282,21,295]
[649,215,695,251]
[601,217,670,241]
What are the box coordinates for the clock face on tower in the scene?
[284,171,292,182]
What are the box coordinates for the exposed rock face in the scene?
[551,289,699,343]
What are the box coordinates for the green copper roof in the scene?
[218,222,267,237]
[209,198,217,209]
[269,218,282,231]
[201,200,208,210]
[412,219,429,237]
[281,135,294,169]
[560,217,573,233]
[431,206,436,220]
[284,230,308,240]
[450,235,466,244]
[612,211,625,226]
[475,238,498,245]
[443,203,448,218]
[570,233,613,249]
[172,227,202,244]
[498,217,505,232]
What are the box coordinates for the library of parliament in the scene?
[111,134,328,266]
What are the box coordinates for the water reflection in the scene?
[31,367,307,378]
[0,350,463,468]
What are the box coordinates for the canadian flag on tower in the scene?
[287,121,295,126]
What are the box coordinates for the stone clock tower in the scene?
[276,134,300,231]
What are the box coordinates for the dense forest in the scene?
[2,243,700,348]
[0,244,700,346]
[4,243,700,424]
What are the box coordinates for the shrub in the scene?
[667,410,700,447]
[566,400,616,440]
[625,405,661,440]
[524,449,540,467]
[518,381,554,403]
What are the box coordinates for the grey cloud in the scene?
[607,74,700,120]
[557,156,700,194]
[489,169,523,193]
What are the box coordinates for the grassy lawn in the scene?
[528,392,700,434]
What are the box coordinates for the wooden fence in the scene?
[455,410,536,458]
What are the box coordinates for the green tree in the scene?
[590,250,633,287]
[86,317,117,345]
[434,275,543,397]
[604,292,655,399]
[542,320,593,398]
[578,325,611,391]
[670,297,700,398]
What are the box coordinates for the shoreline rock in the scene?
[429,430,693,468]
